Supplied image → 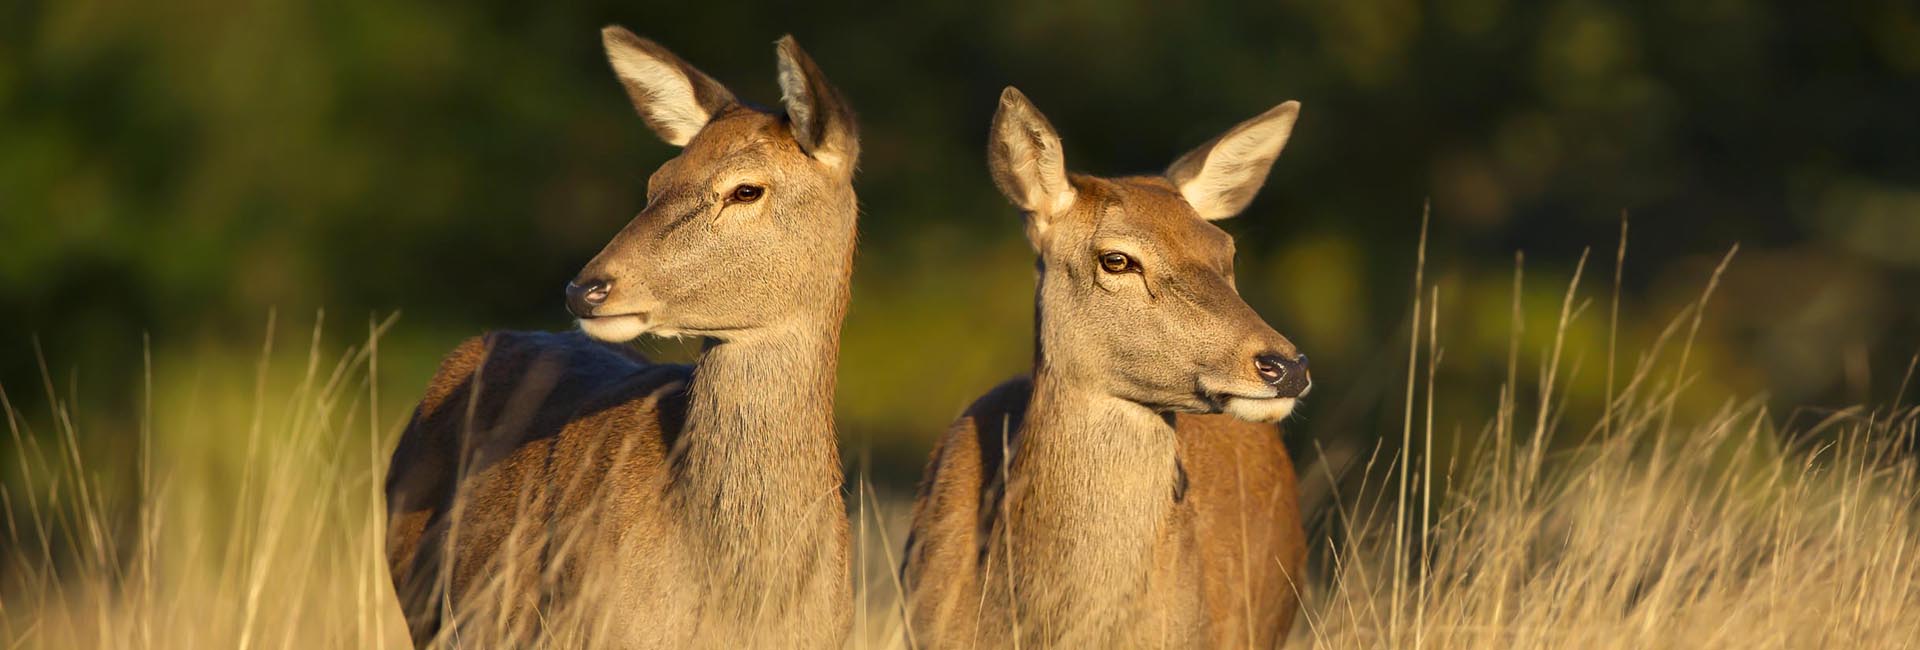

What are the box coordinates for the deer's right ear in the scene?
[776,36,860,175]
[988,87,1076,231]
[602,26,737,147]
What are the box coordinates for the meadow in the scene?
[5,227,1915,649]
[5,1,1917,647]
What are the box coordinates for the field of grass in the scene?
[3,245,1916,649]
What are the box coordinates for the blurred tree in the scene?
[2,0,1917,488]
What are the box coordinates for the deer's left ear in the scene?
[1165,101,1300,220]
[775,36,860,174]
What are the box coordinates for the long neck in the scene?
[999,368,1181,618]
[670,303,848,598]
[1013,263,1182,551]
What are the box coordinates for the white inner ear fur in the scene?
[775,56,848,171]
[775,55,812,134]
[1176,105,1298,220]
[608,46,709,147]
[1007,128,1076,217]
[1042,180,1077,216]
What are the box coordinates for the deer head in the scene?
[988,87,1309,422]
[568,28,859,343]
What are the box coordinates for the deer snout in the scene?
[1254,352,1311,398]
[565,277,613,318]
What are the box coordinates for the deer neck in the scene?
[670,307,847,590]
[999,368,1182,614]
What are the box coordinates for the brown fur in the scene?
[385,30,859,649]
[385,331,852,648]
[903,379,1304,648]
[902,88,1309,648]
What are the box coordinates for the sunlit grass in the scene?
[3,234,1917,648]
[1299,225,1920,648]
[1305,399,1920,648]
[1,313,407,648]
[0,311,923,649]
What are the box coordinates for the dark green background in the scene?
[4,0,1918,488]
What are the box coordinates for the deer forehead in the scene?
[649,113,816,191]
[680,112,809,164]
[1080,177,1236,265]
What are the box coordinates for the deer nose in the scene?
[565,278,612,318]
[1254,353,1311,398]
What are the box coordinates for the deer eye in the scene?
[1099,252,1138,274]
[728,184,765,203]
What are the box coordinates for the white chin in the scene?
[577,315,649,342]
[1222,397,1298,423]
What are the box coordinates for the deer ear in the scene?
[988,87,1077,228]
[1165,101,1300,220]
[775,36,860,174]
[602,26,736,147]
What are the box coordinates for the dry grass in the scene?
[3,241,1918,648]
[1,317,403,648]
[0,314,923,649]
[1299,228,1920,649]
[1305,400,1920,649]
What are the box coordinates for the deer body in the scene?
[386,329,850,647]
[906,379,1303,648]
[384,29,860,649]
[904,89,1310,648]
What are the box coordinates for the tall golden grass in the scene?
[2,316,409,648]
[1299,232,1920,648]
[3,234,1916,648]
[0,313,921,649]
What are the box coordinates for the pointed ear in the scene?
[602,26,736,147]
[1165,101,1300,220]
[987,87,1077,226]
[775,36,859,174]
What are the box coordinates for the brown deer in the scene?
[901,87,1309,649]
[383,28,860,648]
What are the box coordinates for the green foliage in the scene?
[3,0,1918,484]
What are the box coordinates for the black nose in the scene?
[1254,353,1311,398]
[565,278,612,318]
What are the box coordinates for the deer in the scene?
[900,87,1310,649]
[383,27,860,649]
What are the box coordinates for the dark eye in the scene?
[729,184,765,203]
[1099,252,1138,274]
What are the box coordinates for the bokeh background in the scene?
[4,0,1918,493]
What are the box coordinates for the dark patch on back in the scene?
[1172,456,1190,503]
[385,329,663,644]
[963,378,1033,567]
